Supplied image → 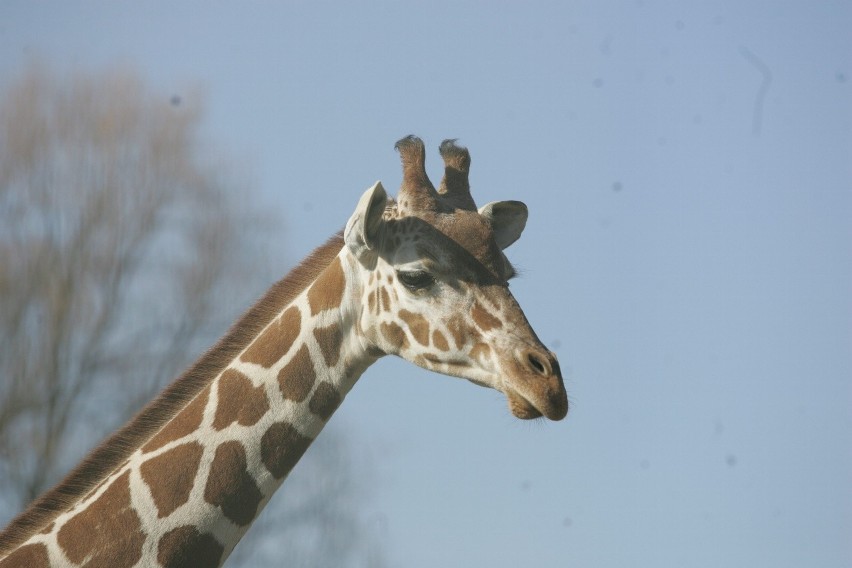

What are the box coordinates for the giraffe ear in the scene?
[479,200,528,250]
[345,181,388,260]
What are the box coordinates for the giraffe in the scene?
[0,135,568,568]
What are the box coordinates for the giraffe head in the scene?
[344,136,568,420]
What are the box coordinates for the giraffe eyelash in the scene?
[396,270,436,292]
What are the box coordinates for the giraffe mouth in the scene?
[420,354,566,420]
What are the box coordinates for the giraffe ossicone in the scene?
[0,136,568,568]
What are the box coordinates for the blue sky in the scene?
[2,2,850,566]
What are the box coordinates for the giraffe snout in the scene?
[508,348,568,421]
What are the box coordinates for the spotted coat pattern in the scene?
[0,253,362,568]
[0,137,567,567]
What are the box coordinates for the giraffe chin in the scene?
[505,389,545,420]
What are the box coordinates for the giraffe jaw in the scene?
[460,377,544,419]
[417,358,540,418]
[414,346,568,421]
[450,368,550,419]
[506,388,544,420]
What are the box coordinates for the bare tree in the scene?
[0,64,243,505]
[0,65,384,567]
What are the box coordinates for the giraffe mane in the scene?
[0,232,346,556]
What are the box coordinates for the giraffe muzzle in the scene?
[505,348,568,421]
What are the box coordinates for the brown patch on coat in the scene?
[157,525,224,568]
[139,442,204,518]
[308,382,342,421]
[56,471,143,568]
[381,321,408,350]
[0,543,49,568]
[445,313,467,349]
[471,302,502,332]
[203,441,263,526]
[240,306,301,368]
[277,345,316,402]
[379,287,391,312]
[212,369,269,431]
[432,329,450,351]
[142,385,210,453]
[260,422,312,479]
[307,256,346,316]
[313,323,342,367]
[399,309,430,346]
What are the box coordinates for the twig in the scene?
[739,46,773,136]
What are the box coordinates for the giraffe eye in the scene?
[396,270,435,291]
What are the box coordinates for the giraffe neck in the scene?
[0,236,376,567]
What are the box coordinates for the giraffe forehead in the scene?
[389,211,507,282]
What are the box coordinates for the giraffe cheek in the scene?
[366,288,377,314]
[431,329,450,352]
[445,312,467,350]
[471,302,502,332]
[378,287,391,314]
[379,321,408,353]
[469,343,492,366]
[398,309,430,346]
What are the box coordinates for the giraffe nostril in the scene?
[526,351,549,376]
